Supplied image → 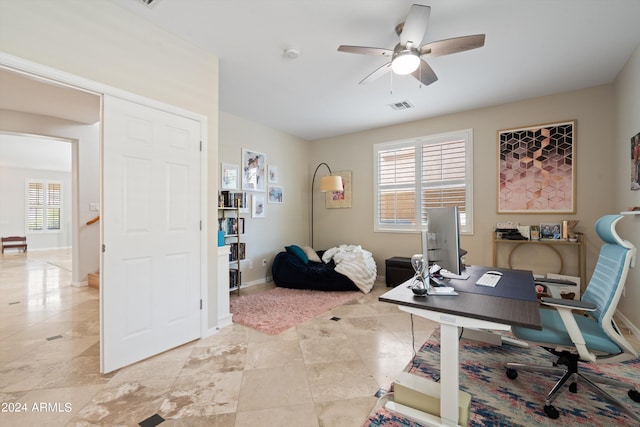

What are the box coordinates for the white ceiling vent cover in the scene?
[389,101,414,111]
[137,0,164,7]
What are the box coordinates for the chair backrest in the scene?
[581,215,637,357]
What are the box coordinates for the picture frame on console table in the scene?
[498,120,576,214]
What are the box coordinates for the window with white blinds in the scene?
[374,129,473,234]
[27,180,62,232]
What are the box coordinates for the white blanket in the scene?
[322,244,377,293]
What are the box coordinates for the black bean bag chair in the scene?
[271,250,358,292]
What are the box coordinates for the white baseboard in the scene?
[71,280,88,287]
[241,275,273,288]
[615,310,640,339]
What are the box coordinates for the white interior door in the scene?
[101,95,201,373]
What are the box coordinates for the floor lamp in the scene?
[311,162,343,248]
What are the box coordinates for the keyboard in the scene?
[476,272,502,287]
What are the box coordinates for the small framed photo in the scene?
[540,223,562,239]
[268,185,283,203]
[221,163,239,190]
[530,225,540,240]
[268,165,279,183]
[252,194,265,218]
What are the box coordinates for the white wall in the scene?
[0,0,220,329]
[614,44,640,328]
[312,75,640,329]
[312,85,616,278]
[0,165,72,249]
[218,112,310,285]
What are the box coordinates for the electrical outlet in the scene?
[262,259,267,267]
[248,260,254,269]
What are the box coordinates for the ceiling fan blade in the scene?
[419,34,486,57]
[338,45,393,57]
[399,4,431,46]
[359,62,392,85]
[412,59,438,86]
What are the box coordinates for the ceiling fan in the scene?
[338,4,485,86]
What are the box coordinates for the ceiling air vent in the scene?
[137,0,163,7]
[389,101,413,111]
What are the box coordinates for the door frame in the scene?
[0,51,211,352]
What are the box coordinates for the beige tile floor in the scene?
[0,248,437,427]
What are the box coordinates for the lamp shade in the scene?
[319,175,343,192]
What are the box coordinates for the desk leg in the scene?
[440,323,460,426]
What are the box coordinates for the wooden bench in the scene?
[1,236,27,254]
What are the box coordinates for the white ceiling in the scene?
[108,0,640,141]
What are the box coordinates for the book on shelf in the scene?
[219,191,247,209]
[218,217,245,235]
[229,268,240,289]
[229,242,246,261]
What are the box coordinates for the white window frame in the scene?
[25,179,63,233]
[373,129,474,234]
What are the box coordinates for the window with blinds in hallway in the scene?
[27,180,62,232]
[374,129,473,234]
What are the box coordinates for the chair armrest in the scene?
[540,297,596,311]
[540,297,597,362]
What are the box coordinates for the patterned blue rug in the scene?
[365,327,640,426]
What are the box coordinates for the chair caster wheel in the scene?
[544,405,560,419]
[629,389,640,403]
[506,368,518,380]
[569,382,577,393]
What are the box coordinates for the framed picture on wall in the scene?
[252,194,265,218]
[326,170,352,208]
[631,131,640,191]
[498,120,576,213]
[268,185,283,203]
[221,163,239,190]
[268,165,279,183]
[242,148,266,192]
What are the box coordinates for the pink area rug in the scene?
[229,287,361,335]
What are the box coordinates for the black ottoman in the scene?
[385,257,415,287]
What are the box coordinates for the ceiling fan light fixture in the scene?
[391,50,420,75]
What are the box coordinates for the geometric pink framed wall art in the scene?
[498,120,576,213]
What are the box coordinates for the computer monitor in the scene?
[422,206,462,276]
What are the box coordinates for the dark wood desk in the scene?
[379,265,541,426]
[379,265,542,330]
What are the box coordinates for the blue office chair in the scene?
[506,215,639,422]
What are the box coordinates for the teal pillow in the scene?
[285,245,308,264]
